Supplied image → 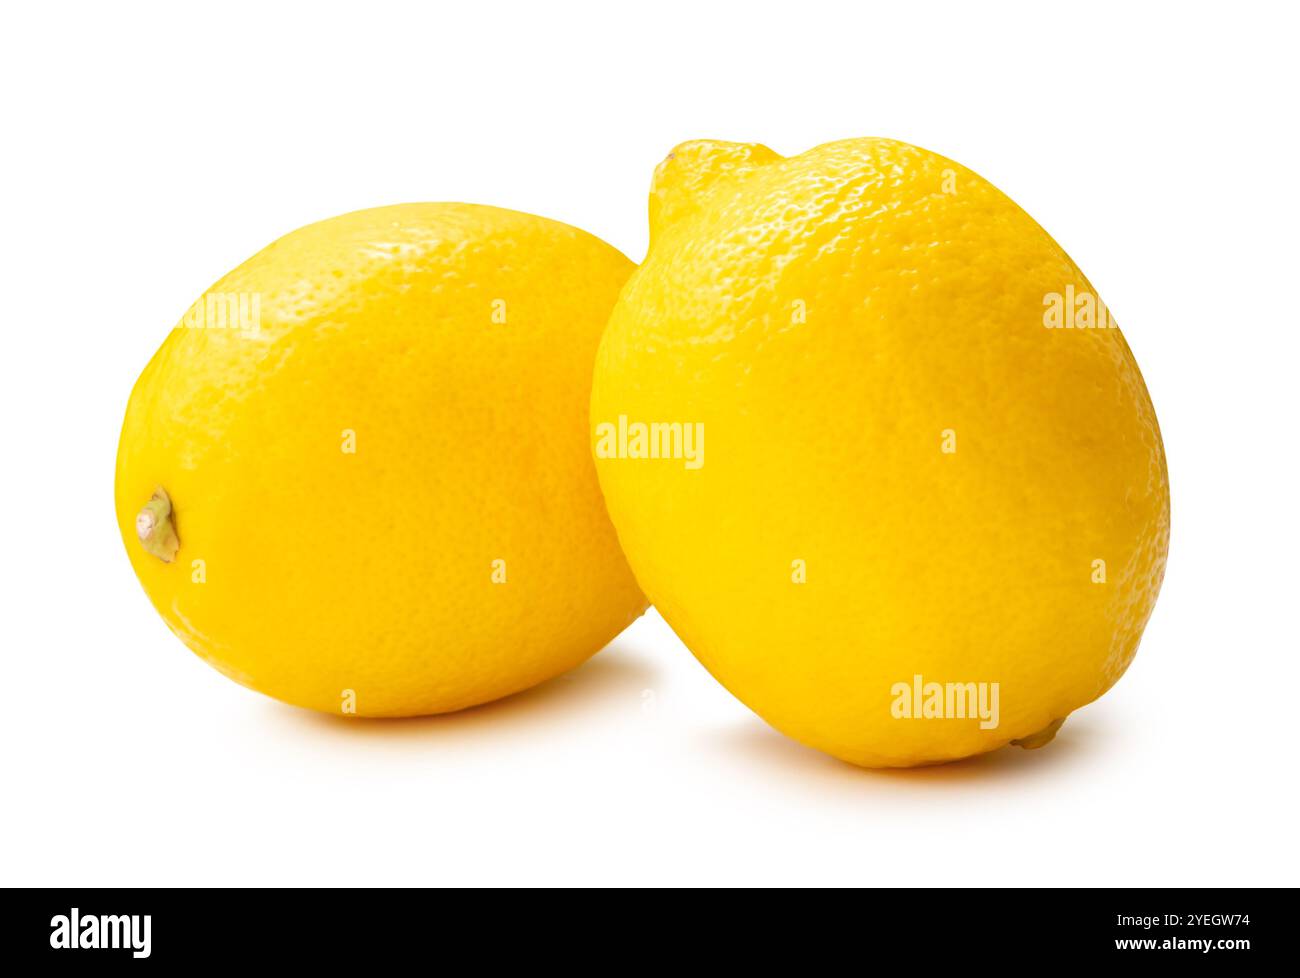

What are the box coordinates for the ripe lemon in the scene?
[117,203,646,716]
[591,139,1169,767]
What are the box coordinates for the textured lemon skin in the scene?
[117,203,646,716]
[592,139,1169,767]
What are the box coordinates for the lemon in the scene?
[591,139,1169,767]
[117,203,646,716]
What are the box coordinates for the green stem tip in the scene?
[136,487,180,563]
[1012,717,1066,750]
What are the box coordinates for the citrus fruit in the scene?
[591,139,1169,767]
[117,203,646,716]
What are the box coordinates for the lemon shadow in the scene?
[259,640,658,746]
[708,707,1112,790]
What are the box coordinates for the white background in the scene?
[2,1,1297,887]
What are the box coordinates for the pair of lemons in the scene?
[116,138,1169,768]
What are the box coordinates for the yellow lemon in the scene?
[117,203,646,716]
[591,139,1169,767]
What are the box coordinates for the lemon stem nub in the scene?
[136,487,179,563]
[1012,717,1066,750]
